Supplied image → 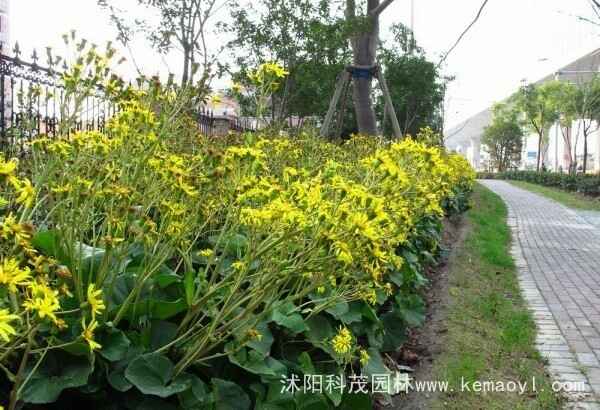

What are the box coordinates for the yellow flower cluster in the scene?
[248,61,289,85]
[331,326,353,355]
[0,94,474,384]
[230,135,473,304]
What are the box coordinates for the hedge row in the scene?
[478,170,600,197]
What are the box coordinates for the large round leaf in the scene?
[125,354,192,398]
[21,351,93,404]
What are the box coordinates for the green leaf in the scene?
[212,378,251,410]
[178,375,212,409]
[325,301,349,320]
[22,351,93,404]
[298,352,315,375]
[99,329,131,362]
[229,348,286,378]
[156,265,181,288]
[263,380,295,407]
[396,294,426,327]
[381,311,408,352]
[151,298,187,320]
[149,320,178,350]
[108,369,133,392]
[339,392,372,409]
[304,315,334,346]
[246,321,274,357]
[271,302,307,334]
[31,230,62,258]
[338,302,362,324]
[125,354,192,398]
[294,392,329,410]
[362,348,390,379]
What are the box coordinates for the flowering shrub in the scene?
[0,81,474,408]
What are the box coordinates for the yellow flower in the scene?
[331,326,353,355]
[359,349,370,366]
[0,308,19,342]
[209,94,222,105]
[81,317,102,351]
[231,261,246,271]
[198,249,213,258]
[0,214,32,245]
[23,281,61,324]
[231,82,243,93]
[177,179,198,197]
[0,158,17,176]
[87,284,105,317]
[14,178,36,208]
[0,258,32,292]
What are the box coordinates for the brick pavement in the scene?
[481,180,600,409]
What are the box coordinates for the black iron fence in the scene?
[0,43,256,157]
[0,44,117,156]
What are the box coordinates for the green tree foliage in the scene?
[574,75,600,173]
[227,5,445,138]
[482,103,524,172]
[377,24,446,137]
[545,81,578,173]
[226,0,350,124]
[512,82,561,171]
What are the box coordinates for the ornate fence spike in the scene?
[31,49,39,67]
[13,42,21,60]
[46,47,54,68]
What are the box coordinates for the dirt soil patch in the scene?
[386,215,469,410]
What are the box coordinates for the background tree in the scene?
[377,24,446,136]
[482,103,524,172]
[549,81,579,174]
[227,0,349,126]
[513,82,560,171]
[574,75,600,173]
[99,0,231,85]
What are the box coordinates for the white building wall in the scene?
[0,0,8,51]
[520,120,600,173]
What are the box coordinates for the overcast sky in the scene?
[9,0,600,129]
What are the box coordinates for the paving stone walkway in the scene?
[481,180,600,409]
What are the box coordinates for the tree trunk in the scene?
[182,45,191,86]
[583,132,589,174]
[536,132,542,172]
[349,0,380,135]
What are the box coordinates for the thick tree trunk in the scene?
[349,0,380,135]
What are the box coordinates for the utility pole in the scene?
[410,0,415,34]
[410,0,415,53]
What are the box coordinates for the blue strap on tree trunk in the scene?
[349,66,376,79]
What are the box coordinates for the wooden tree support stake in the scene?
[321,64,403,139]
[321,70,351,138]
[375,68,403,139]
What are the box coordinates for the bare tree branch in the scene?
[437,0,490,68]
[369,0,395,17]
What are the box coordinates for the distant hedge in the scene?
[478,170,600,198]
